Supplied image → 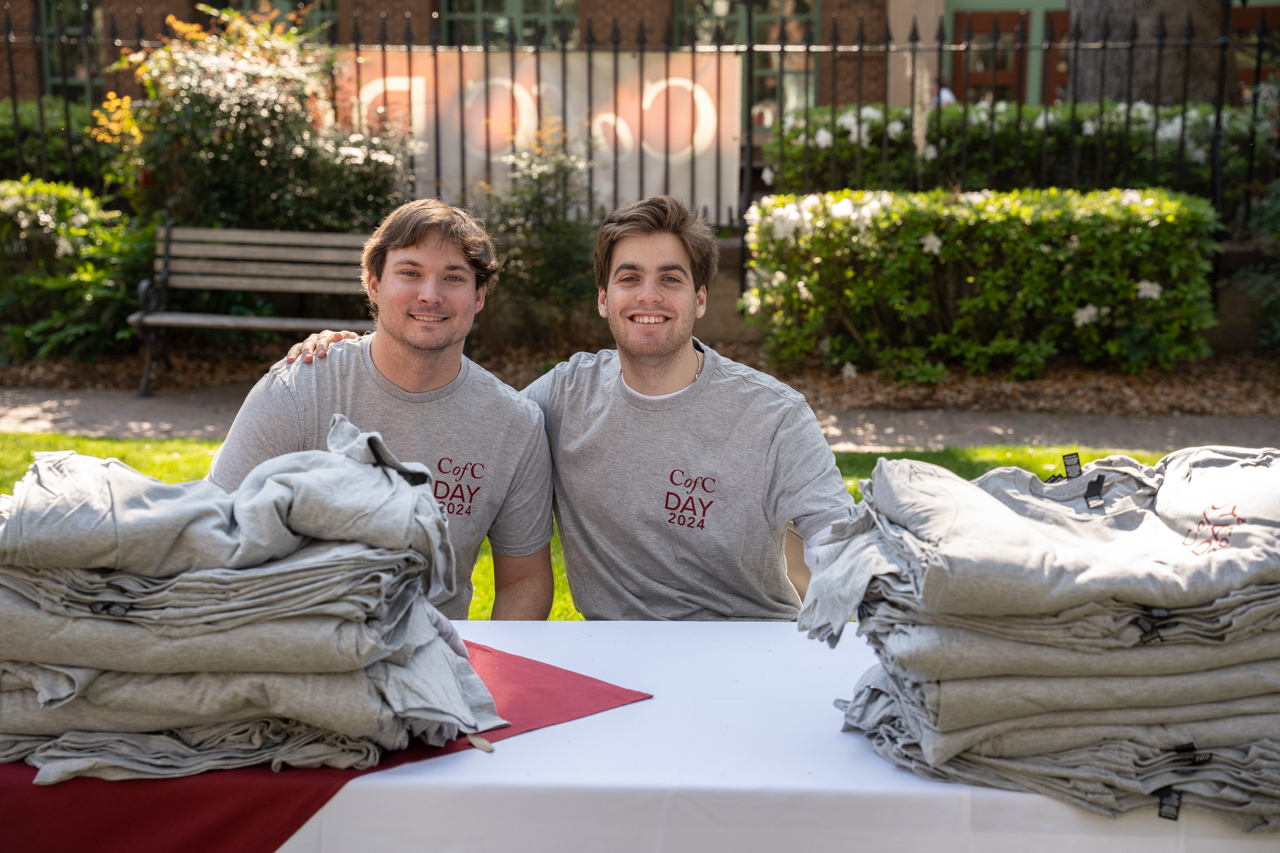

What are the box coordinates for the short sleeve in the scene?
[207,370,304,492]
[763,402,855,538]
[483,409,555,557]
[520,371,554,422]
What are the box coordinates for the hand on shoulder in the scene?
[286,330,361,365]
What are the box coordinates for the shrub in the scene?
[0,97,97,187]
[765,101,1275,228]
[1232,178,1280,350]
[744,188,1218,381]
[0,178,153,364]
[480,127,602,349]
[96,5,404,232]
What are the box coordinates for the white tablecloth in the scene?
[276,621,1275,852]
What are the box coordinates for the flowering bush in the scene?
[744,188,1218,381]
[0,179,154,364]
[765,101,1275,228]
[480,126,601,348]
[97,5,404,231]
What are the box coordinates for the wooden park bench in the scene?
[127,224,377,395]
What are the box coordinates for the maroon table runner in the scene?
[0,641,651,853]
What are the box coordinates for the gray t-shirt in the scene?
[522,342,855,621]
[208,335,554,619]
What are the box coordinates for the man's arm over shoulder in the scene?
[207,367,305,492]
[519,370,555,426]
[764,400,856,538]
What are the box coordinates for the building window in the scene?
[443,0,580,48]
[681,0,819,124]
[951,10,1029,104]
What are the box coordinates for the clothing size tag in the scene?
[1062,453,1082,479]
[1084,474,1106,509]
[1157,787,1182,821]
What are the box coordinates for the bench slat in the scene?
[158,258,363,281]
[161,242,365,264]
[166,274,367,294]
[167,227,369,248]
[128,311,376,332]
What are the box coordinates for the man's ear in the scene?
[695,285,707,319]
[475,283,487,312]
[366,275,381,306]
[597,286,608,317]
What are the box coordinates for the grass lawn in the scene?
[1,434,1164,620]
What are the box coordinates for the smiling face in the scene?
[367,235,486,356]
[598,232,707,362]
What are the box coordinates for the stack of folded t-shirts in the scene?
[0,414,505,785]
[799,446,1280,832]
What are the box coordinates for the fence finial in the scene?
[962,12,973,43]
[663,16,672,49]
[1015,14,1027,46]
[908,16,919,45]
[934,13,945,46]
[829,13,840,46]
[1156,10,1167,43]
[1068,16,1081,43]
[610,16,620,47]
[558,19,569,48]
[1183,11,1195,41]
[404,11,413,47]
[133,6,142,42]
[1100,14,1110,42]
[351,10,362,47]
[883,17,892,45]
[586,16,595,48]
[378,12,388,48]
[856,15,865,47]
[3,5,11,39]
[108,7,119,44]
[1126,15,1138,43]
[1257,10,1269,37]
[1043,13,1055,44]
[989,14,999,42]
[637,17,647,48]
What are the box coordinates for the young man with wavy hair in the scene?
[291,196,853,621]
[210,199,555,621]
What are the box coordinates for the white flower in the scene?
[814,128,834,149]
[1156,116,1183,144]
[369,150,396,165]
[1066,234,1080,252]
[1136,280,1163,300]
[1073,304,1099,327]
[1130,100,1153,123]
[841,362,858,380]
[922,143,937,161]
[771,270,788,288]
[887,119,905,140]
[797,281,814,302]
[1119,189,1142,206]
[291,145,306,158]
[959,190,993,205]
[744,205,761,227]
[337,146,366,164]
[1040,244,1053,254]
[1189,145,1207,165]
[742,290,762,315]
[1033,110,1053,130]
[829,198,855,220]
[1082,119,1097,137]
[762,166,775,186]
[859,105,883,122]
[919,232,943,255]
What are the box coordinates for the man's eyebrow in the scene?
[392,258,423,267]
[612,261,641,275]
[443,264,472,272]
[657,263,689,275]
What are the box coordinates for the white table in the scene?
[277,622,1274,852]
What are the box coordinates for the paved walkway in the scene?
[3,385,1279,451]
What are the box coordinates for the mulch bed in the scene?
[3,344,1278,419]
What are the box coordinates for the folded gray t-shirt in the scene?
[522,343,855,621]
[208,335,554,618]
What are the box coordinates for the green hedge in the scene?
[0,178,154,364]
[0,98,97,187]
[743,188,1218,382]
[765,102,1275,224]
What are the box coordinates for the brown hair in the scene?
[361,199,500,319]
[594,196,719,293]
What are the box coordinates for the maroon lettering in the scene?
[449,483,466,502]
[466,484,481,502]
[698,498,714,516]
[433,481,450,500]
[668,469,717,495]
[436,458,486,483]
[680,496,696,514]
[665,492,682,510]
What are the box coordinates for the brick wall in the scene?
[333,0,438,45]
[578,0,675,49]
[817,0,887,109]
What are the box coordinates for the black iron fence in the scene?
[3,4,1279,229]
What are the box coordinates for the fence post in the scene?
[1152,11,1165,185]
[404,12,415,198]
[352,10,363,136]
[1245,12,1267,227]
[1067,17,1080,187]
[1121,16,1136,186]
[1039,12,1053,186]
[880,19,891,187]
[689,22,698,208]
[560,20,569,153]
[986,15,998,187]
[1094,15,1108,188]
[908,16,919,190]
[959,12,971,190]
[431,13,441,198]
[55,4,75,185]
[715,19,724,224]
[736,2,750,227]
[108,6,120,96]
[4,4,21,176]
[586,18,595,215]
[637,16,646,200]
[855,16,864,189]
[379,12,389,136]
[662,17,671,196]
[1211,0,1229,218]
[934,15,944,187]
[610,17,619,211]
[1013,14,1026,183]
[802,19,812,193]
[828,14,840,192]
[1175,13,1193,191]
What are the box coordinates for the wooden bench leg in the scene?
[139,329,157,397]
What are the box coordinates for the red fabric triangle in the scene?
[0,640,651,853]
